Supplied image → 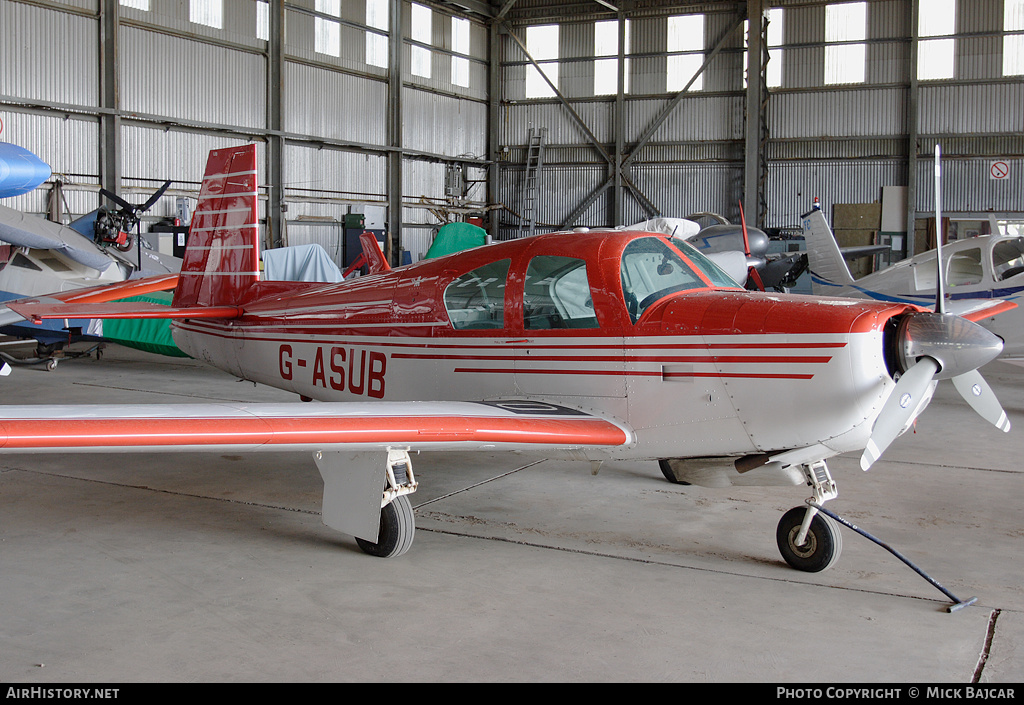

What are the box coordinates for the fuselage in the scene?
[173,230,917,463]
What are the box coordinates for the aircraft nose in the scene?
[895,311,1004,379]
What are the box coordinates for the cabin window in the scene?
[620,237,705,323]
[523,256,598,330]
[444,259,510,330]
[947,248,982,286]
[992,238,1024,280]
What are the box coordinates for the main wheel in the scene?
[356,495,415,558]
[776,506,843,573]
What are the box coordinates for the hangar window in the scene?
[411,3,432,79]
[452,17,471,87]
[1006,0,1024,76]
[766,8,784,88]
[190,0,223,30]
[315,0,341,57]
[594,19,630,96]
[120,0,150,10]
[367,0,389,68]
[257,0,269,40]
[444,259,510,330]
[524,257,598,330]
[620,238,706,324]
[667,14,704,92]
[919,0,956,81]
[525,25,559,98]
[824,2,866,85]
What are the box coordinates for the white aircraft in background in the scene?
[802,206,1024,359]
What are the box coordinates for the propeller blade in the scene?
[861,356,939,471]
[934,144,945,314]
[951,370,1011,433]
[140,180,171,212]
[99,187,134,214]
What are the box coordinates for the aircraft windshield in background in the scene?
[0,145,1012,579]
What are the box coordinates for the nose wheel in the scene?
[777,460,842,572]
[777,506,843,572]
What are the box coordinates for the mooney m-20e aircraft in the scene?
[0,145,1014,570]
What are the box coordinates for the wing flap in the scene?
[0,400,633,453]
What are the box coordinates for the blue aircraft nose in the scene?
[0,143,52,198]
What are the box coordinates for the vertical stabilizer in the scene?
[801,208,855,293]
[359,231,391,274]
[172,145,260,308]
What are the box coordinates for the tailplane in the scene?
[172,145,260,308]
[802,207,855,294]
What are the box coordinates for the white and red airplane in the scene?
[0,145,1013,571]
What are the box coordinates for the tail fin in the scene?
[172,145,260,309]
[801,208,855,294]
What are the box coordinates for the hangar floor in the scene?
[0,344,1021,683]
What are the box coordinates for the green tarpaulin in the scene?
[424,222,487,259]
[103,291,188,358]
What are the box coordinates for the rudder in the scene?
[172,145,260,308]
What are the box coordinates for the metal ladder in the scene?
[520,127,547,238]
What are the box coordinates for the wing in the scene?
[0,398,634,545]
[0,399,633,453]
[953,299,1017,322]
[0,203,114,271]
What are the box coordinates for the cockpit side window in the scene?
[620,237,705,323]
[992,238,1024,281]
[523,256,598,329]
[444,259,510,330]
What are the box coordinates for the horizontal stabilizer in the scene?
[8,299,239,322]
[0,400,633,453]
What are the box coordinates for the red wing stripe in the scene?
[0,415,628,450]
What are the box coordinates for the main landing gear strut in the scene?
[314,448,418,558]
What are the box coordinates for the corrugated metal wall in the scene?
[498,0,1024,239]
[1,0,490,266]
[3,0,1023,267]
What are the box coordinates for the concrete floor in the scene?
[0,344,1022,683]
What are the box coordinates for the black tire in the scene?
[776,506,843,573]
[658,459,691,485]
[356,495,415,558]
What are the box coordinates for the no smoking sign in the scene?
[990,160,1011,181]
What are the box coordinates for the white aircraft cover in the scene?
[262,243,345,283]
[624,217,701,239]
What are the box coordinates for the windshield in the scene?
[672,239,744,289]
[620,237,709,323]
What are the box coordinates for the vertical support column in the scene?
[267,0,286,249]
[612,12,625,227]
[743,0,767,228]
[98,0,120,202]
[906,0,920,258]
[387,0,404,266]
[487,21,501,242]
